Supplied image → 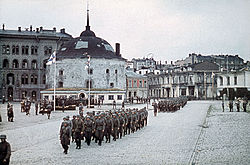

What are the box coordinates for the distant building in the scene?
[126,69,147,100]
[0,25,72,101]
[132,57,156,70]
[216,68,250,99]
[148,61,220,99]
[175,53,245,71]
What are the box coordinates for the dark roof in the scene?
[57,35,125,60]
[192,61,219,71]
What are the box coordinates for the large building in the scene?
[43,10,126,104]
[0,25,72,101]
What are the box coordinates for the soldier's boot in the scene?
[98,139,102,146]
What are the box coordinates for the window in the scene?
[106,69,109,74]
[88,68,93,75]
[7,73,15,85]
[129,80,132,87]
[234,76,237,85]
[31,60,37,69]
[134,91,137,97]
[108,95,114,100]
[115,69,117,74]
[16,45,19,55]
[21,74,28,84]
[59,70,64,75]
[22,59,28,68]
[6,45,10,54]
[117,95,122,100]
[144,81,147,87]
[34,75,38,84]
[110,83,114,88]
[2,45,6,54]
[30,75,34,84]
[139,80,142,87]
[227,77,230,85]
[139,71,141,74]
[44,46,48,55]
[42,75,46,84]
[58,82,63,88]
[134,80,137,88]
[31,46,37,55]
[3,59,9,68]
[13,59,19,68]
[22,46,25,55]
[25,46,29,55]
[220,76,223,86]
[48,47,52,54]
[86,80,93,88]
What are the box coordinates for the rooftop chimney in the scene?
[53,27,56,32]
[171,61,173,65]
[18,27,21,32]
[30,25,32,31]
[115,43,120,56]
[40,26,43,31]
[60,28,65,33]
[36,28,39,33]
[2,24,5,30]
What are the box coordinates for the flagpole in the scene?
[53,51,56,112]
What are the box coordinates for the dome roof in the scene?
[56,9,124,60]
[57,35,124,60]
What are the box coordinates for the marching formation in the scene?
[59,107,148,154]
[153,97,188,116]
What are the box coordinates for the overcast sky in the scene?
[0,0,249,62]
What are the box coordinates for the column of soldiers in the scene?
[59,108,148,154]
[156,97,188,113]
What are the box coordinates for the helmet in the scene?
[0,135,7,139]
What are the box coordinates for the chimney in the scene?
[18,27,21,32]
[30,25,32,31]
[165,61,167,64]
[36,28,39,33]
[40,26,43,31]
[60,28,65,33]
[53,27,56,32]
[171,61,173,65]
[115,43,120,56]
[2,24,5,30]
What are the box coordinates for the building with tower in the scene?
[42,9,127,104]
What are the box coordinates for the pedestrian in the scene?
[60,122,71,154]
[235,98,240,112]
[153,102,158,116]
[98,99,101,108]
[243,97,248,112]
[122,101,125,109]
[229,100,233,112]
[0,134,11,165]
[113,100,116,109]
[7,105,14,122]
[35,101,39,115]
[46,103,52,119]
[222,99,225,112]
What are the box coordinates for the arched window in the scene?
[43,60,47,69]
[12,45,15,54]
[16,45,19,55]
[13,59,19,68]
[21,74,29,84]
[30,75,34,84]
[34,46,38,55]
[22,46,25,55]
[106,69,109,74]
[22,59,28,68]
[42,75,46,84]
[86,80,93,88]
[31,46,35,55]
[34,75,38,84]
[2,45,6,54]
[6,45,10,54]
[219,76,223,86]
[25,46,29,55]
[3,59,9,68]
[31,60,37,69]
[115,69,117,74]
[7,73,15,85]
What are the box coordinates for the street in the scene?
[0,101,249,165]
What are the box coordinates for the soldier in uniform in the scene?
[0,135,11,165]
[84,116,95,146]
[105,115,113,143]
[131,111,138,133]
[118,113,125,139]
[94,115,105,146]
[243,97,248,112]
[235,98,240,112]
[46,103,52,119]
[60,122,71,154]
[7,105,14,122]
[153,102,158,116]
[73,115,84,149]
[71,115,76,142]
[229,100,234,112]
[112,114,120,141]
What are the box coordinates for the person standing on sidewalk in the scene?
[229,100,234,112]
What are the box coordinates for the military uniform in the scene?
[0,135,11,165]
[95,116,105,146]
[84,117,94,146]
[73,116,84,149]
[60,122,71,154]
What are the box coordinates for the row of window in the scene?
[58,69,119,76]
[5,73,46,85]
[2,45,52,55]
[2,59,48,69]
[219,76,237,86]
[128,80,147,88]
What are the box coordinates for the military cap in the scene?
[0,135,7,139]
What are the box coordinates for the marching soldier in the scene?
[84,116,95,146]
[94,115,105,146]
[74,115,84,149]
[0,135,11,165]
[60,122,71,154]
[112,114,120,141]
[118,113,125,139]
[105,115,113,143]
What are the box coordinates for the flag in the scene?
[46,51,56,65]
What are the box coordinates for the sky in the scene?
[0,0,250,62]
